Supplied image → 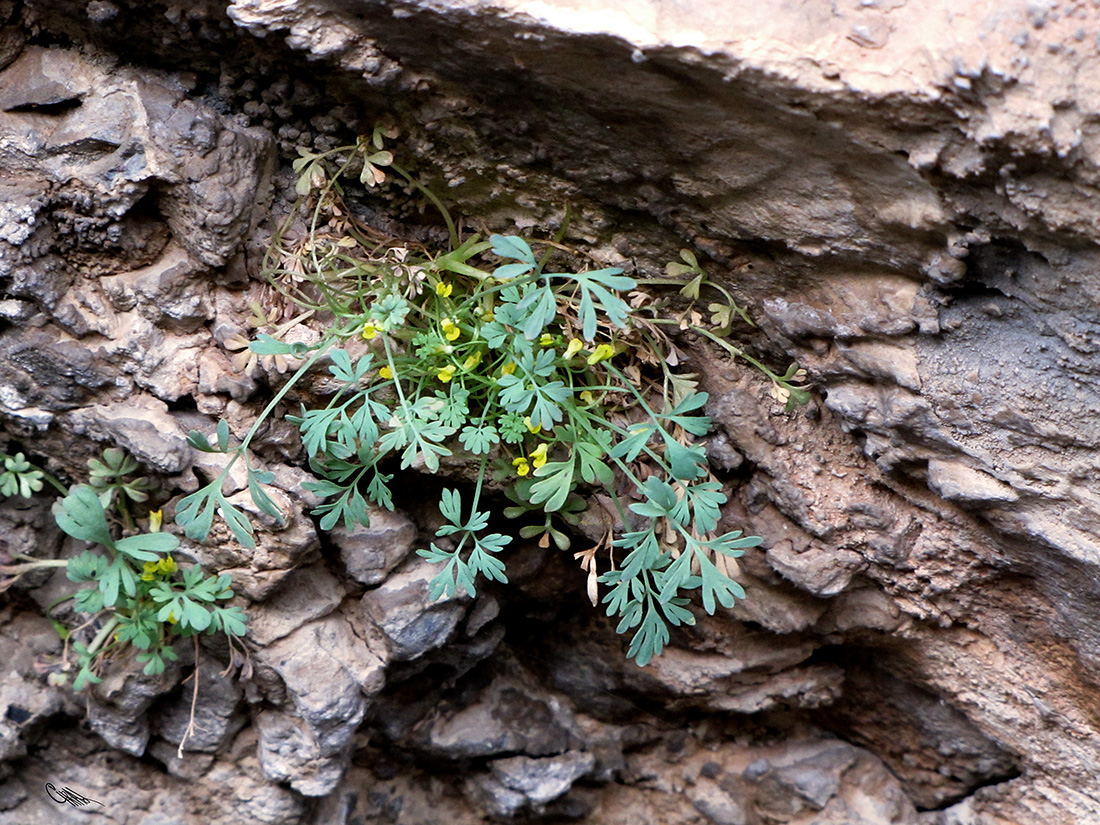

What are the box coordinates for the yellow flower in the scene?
[524,416,541,435]
[166,611,178,625]
[579,390,595,405]
[462,351,483,370]
[361,322,379,340]
[512,457,530,477]
[441,318,461,341]
[148,509,163,533]
[142,561,157,582]
[539,333,554,347]
[530,443,549,469]
[587,343,615,365]
[437,365,457,383]
[157,556,177,575]
[435,281,454,297]
[563,338,584,359]
[500,361,517,376]
[379,365,394,379]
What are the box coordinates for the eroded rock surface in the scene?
[0,0,1098,823]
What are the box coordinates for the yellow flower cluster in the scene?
[435,281,454,297]
[141,555,177,582]
[513,443,549,477]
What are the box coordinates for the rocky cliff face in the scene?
[1,1,1099,823]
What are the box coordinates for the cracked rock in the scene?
[329,507,417,587]
[361,555,469,661]
[466,751,595,818]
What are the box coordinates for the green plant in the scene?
[176,131,810,666]
[0,449,247,694]
[0,450,66,498]
[59,483,247,690]
[0,451,71,591]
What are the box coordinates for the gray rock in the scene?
[7,1,1100,823]
[99,244,212,333]
[88,655,183,756]
[0,495,63,594]
[329,508,417,586]
[361,556,468,661]
[765,540,863,598]
[147,739,216,781]
[927,459,1019,504]
[489,751,595,804]
[467,751,595,817]
[0,777,27,811]
[419,669,578,759]
[153,653,245,753]
[0,26,22,76]
[816,587,903,634]
[0,46,87,111]
[65,395,192,473]
[687,780,749,825]
[0,627,64,762]
[746,742,856,818]
[247,564,343,646]
[253,613,386,795]
[204,751,309,825]
[256,709,351,797]
[0,329,112,414]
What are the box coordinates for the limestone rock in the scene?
[65,395,192,474]
[247,564,343,646]
[252,612,387,795]
[361,555,469,661]
[88,654,183,756]
[0,615,66,763]
[329,508,417,587]
[410,665,580,760]
[466,751,595,817]
[152,653,245,754]
[687,780,748,825]
[927,459,1019,505]
[743,741,920,825]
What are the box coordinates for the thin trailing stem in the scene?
[177,635,201,759]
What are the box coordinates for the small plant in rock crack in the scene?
[0,451,51,498]
[0,449,247,692]
[176,130,810,666]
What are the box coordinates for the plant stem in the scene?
[233,337,340,465]
[87,615,120,658]
[178,635,201,759]
[391,163,460,249]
